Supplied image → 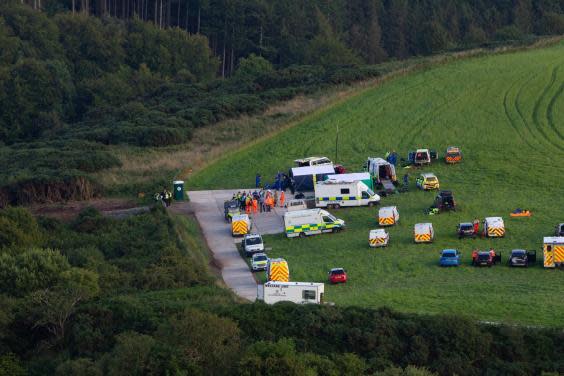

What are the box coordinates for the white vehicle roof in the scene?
[252,253,268,258]
[244,233,262,239]
[370,229,388,237]
[294,156,331,164]
[420,173,437,178]
[232,214,249,221]
[379,206,397,215]
[285,208,324,218]
[416,149,429,153]
[326,172,371,183]
[264,281,323,288]
[414,223,433,233]
[485,217,504,225]
[367,157,389,165]
[291,164,335,177]
[544,237,564,244]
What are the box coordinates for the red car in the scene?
[328,268,347,284]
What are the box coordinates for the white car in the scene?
[251,253,268,272]
[242,234,264,257]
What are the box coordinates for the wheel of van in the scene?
[334,204,340,209]
[332,227,341,234]
[368,202,375,207]
[299,232,306,238]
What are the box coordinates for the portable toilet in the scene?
[543,237,564,268]
[378,206,399,226]
[231,214,250,237]
[173,180,185,200]
[414,223,434,243]
[484,217,505,238]
[369,229,389,247]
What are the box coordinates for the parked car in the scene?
[416,173,440,190]
[457,222,476,238]
[472,249,501,267]
[242,234,265,257]
[439,249,461,267]
[508,249,536,267]
[328,268,347,284]
[251,253,268,272]
[434,190,456,211]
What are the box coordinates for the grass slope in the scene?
[191,43,564,326]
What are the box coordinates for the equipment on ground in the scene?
[414,223,434,243]
[369,229,389,247]
[284,209,345,238]
[257,281,324,304]
[408,149,437,166]
[555,224,564,237]
[457,222,477,238]
[266,258,290,282]
[416,172,440,190]
[286,199,308,211]
[294,156,332,167]
[365,158,397,191]
[290,165,336,192]
[224,200,240,221]
[326,172,374,191]
[440,249,461,267]
[378,206,399,226]
[483,217,505,238]
[328,268,347,284]
[510,208,532,217]
[242,233,265,257]
[433,190,456,212]
[315,180,380,209]
[472,250,501,266]
[251,253,268,272]
[508,249,536,267]
[231,214,251,237]
[543,237,564,268]
[445,146,462,164]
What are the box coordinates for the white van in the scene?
[378,206,399,226]
[257,282,325,304]
[484,217,505,238]
[284,209,345,238]
[294,156,332,167]
[414,223,434,243]
[315,180,380,209]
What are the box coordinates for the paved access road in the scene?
[186,189,288,301]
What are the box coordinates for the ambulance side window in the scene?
[302,290,316,300]
[340,188,350,194]
[361,191,369,199]
[322,216,333,223]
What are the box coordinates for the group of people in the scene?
[232,189,286,214]
[155,187,173,207]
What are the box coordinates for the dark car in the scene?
[472,250,501,267]
[508,249,536,267]
[434,190,456,211]
[555,223,564,236]
[457,222,475,238]
[224,200,240,221]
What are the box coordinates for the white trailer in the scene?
[284,209,345,238]
[315,180,380,209]
[257,282,325,304]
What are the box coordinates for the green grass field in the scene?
[191,43,564,327]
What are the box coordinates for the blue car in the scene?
[440,249,461,266]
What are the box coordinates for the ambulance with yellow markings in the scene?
[378,206,399,226]
[414,223,434,243]
[266,258,290,282]
[369,229,389,247]
[284,209,345,238]
[231,214,251,237]
[483,217,505,238]
[543,237,564,268]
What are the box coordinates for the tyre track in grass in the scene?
[502,72,539,151]
[531,64,564,152]
[546,78,564,142]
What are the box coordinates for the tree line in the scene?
[0,206,562,375]
[15,0,564,75]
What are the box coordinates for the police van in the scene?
[314,180,380,209]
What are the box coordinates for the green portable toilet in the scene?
[173,180,185,201]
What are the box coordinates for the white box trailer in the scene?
[315,180,380,209]
[257,282,325,304]
[284,209,345,238]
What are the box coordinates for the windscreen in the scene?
[254,255,267,262]
[442,253,455,258]
[246,237,262,245]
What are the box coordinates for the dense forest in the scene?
[0,206,562,375]
[0,1,563,206]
